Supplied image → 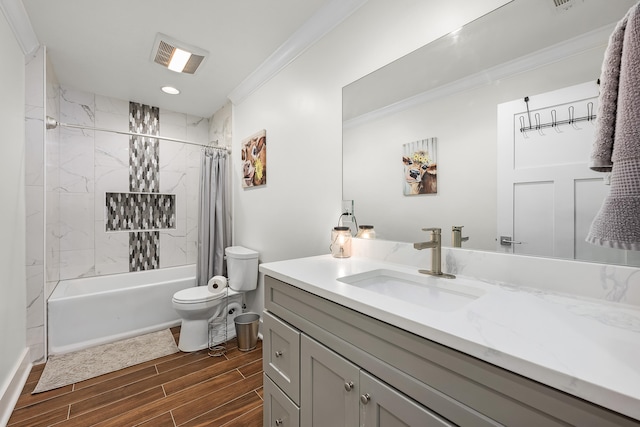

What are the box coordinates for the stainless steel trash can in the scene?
[234,312,260,351]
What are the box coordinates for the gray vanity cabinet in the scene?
[300,334,454,426]
[263,290,457,426]
[263,275,640,427]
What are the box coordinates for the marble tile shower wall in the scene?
[56,85,208,279]
[46,55,60,295]
[25,47,46,363]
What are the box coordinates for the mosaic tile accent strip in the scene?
[106,192,175,231]
[129,231,159,271]
[129,102,159,193]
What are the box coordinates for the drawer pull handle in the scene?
[360,393,371,404]
[344,381,354,392]
[275,350,283,357]
[275,418,284,426]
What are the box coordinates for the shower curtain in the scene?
[196,148,231,286]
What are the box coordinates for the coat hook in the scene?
[551,109,557,127]
[587,102,595,121]
[535,112,544,135]
[568,105,575,124]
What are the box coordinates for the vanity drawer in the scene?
[263,310,300,404]
[264,374,300,427]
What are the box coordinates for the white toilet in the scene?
[172,246,259,352]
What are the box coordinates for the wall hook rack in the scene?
[519,97,596,133]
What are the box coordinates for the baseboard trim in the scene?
[0,348,32,426]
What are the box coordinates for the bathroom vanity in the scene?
[260,255,640,426]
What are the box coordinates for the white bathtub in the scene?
[48,265,195,355]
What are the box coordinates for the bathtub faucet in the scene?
[413,227,455,279]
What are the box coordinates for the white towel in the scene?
[587,2,640,251]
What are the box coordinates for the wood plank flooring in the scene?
[8,327,263,427]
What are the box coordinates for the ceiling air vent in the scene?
[151,33,208,75]
[550,0,583,12]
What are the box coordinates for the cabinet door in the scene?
[359,371,454,427]
[264,374,300,427]
[300,335,360,426]
[263,310,301,404]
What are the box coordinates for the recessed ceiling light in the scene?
[161,86,180,95]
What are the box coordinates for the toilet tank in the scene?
[225,246,259,291]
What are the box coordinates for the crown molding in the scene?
[0,0,39,56]
[228,0,368,105]
[343,24,614,130]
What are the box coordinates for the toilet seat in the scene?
[172,286,237,304]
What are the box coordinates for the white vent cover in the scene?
[150,33,207,75]
[550,0,583,12]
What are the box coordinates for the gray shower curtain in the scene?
[196,148,231,287]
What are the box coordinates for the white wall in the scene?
[0,6,28,414]
[233,0,509,256]
[232,0,510,313]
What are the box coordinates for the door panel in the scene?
[300,335,360,426]
[513,181,554,257]
[359,371,454,427]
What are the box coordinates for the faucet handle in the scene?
[421,227,441,234]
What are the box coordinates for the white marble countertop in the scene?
[260,254,640,421]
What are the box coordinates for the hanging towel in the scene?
[586,2,640,251]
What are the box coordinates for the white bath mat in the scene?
[33,329,179,394]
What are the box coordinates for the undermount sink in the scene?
[337,269,485,312]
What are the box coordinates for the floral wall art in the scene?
[402,137,438,195]
[241,129,267,188]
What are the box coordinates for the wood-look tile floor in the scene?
[8,327,263,427]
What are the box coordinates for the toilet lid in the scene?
[173,286,232,303]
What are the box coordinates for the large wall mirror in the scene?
[343,0,640,267]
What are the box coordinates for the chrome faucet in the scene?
[451,226,469,248]
[413,227,455,279]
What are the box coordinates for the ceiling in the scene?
[343,0,637,122]
[21,0,336,118]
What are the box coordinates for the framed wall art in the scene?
[241,129,267,188]
[402,137,437,195]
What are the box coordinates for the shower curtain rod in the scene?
[45,116,230,152]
